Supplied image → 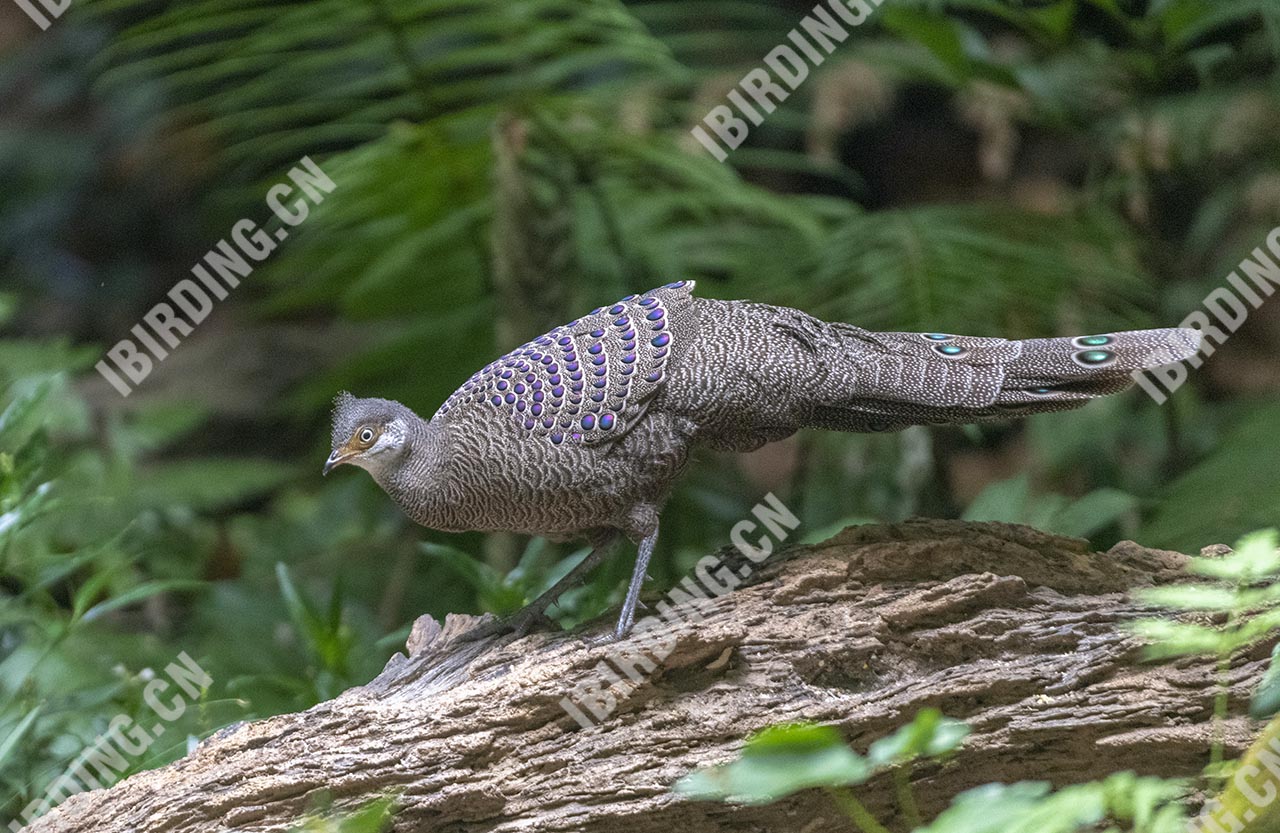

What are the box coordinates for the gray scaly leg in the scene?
[613,525,658,641]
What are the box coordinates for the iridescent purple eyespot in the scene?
[652,333,670,347]
[646,309,664,321]
[610,305,625,315]
[581,414,596,430]
[600,413,615,430]
[588,343,603,355]
[591,329,605,338]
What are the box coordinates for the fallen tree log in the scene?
[27,520,1270,833]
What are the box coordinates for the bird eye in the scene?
[359,428,375,444]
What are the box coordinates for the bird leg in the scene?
[612,525,658,641]
[458,535,618,642]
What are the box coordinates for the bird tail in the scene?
[811,325,1201,432]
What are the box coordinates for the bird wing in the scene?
[435,281,696,447]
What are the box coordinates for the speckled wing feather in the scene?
[435,281,695,446]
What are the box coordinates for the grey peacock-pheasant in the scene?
[325,281,1200,640]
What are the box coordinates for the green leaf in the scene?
[963,477,1138,540]
[1049,489,1139,539]
[1129,619,1227,658]
[0,706,43,772]
[915,782,1054,833]
[1251,644,1280,720]
[0,375,58,447]
[1142,404,1280,551]
[867,709,970,768]
[918,773,1186,833]
[81,580,207,623]
[1136,585,1240,612]
[962,474,1031,525]
[675,723,871,804]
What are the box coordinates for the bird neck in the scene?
[382,415,452,529]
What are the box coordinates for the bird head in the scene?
[324,392,414,479]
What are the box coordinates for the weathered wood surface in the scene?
[29,520,1267,832]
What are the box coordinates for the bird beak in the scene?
[322,449,353,476]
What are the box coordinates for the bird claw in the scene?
[454,608,556,644]
[583,630,622,647]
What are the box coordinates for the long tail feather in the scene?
[815,324,1201,431]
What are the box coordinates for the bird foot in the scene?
[583,631,619,647]
[454,607,557,644]
[581,620,638,647]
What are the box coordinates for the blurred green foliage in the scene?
[2,0,1280,824]
[677,710,1187,833]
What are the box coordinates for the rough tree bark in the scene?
[28,520,1269,833]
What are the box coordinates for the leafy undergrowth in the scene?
[677,528,1280,833]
